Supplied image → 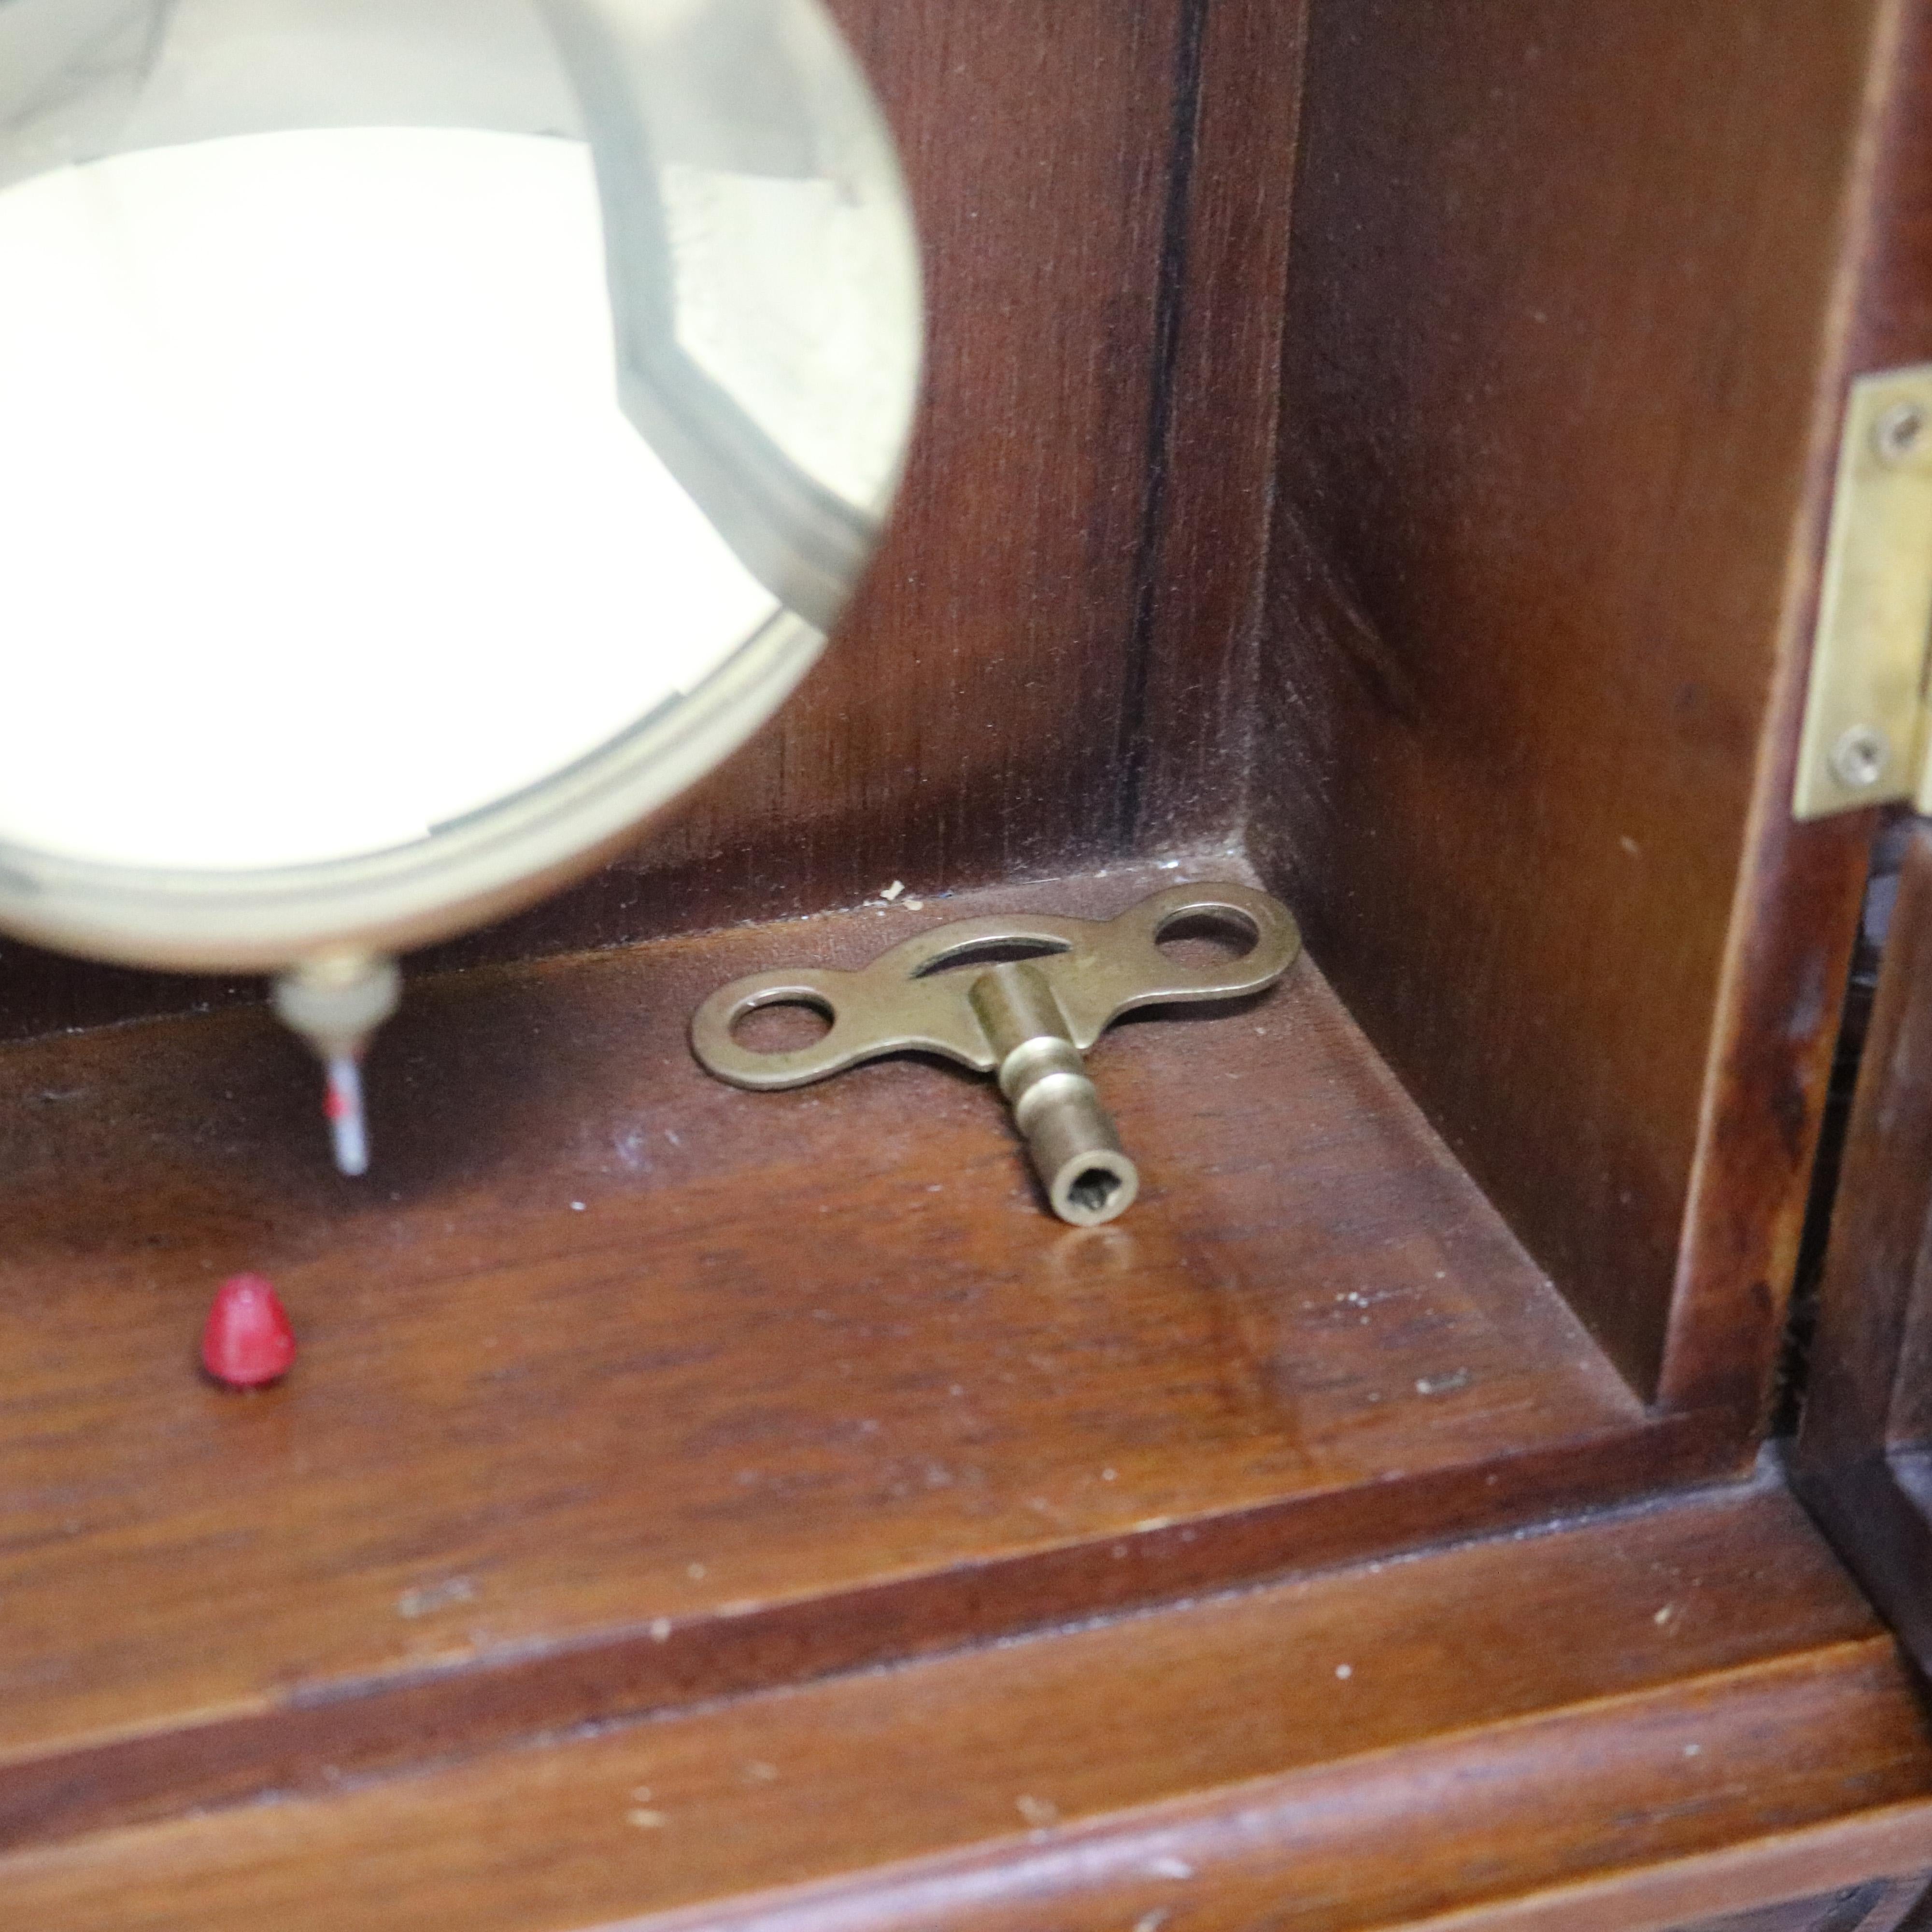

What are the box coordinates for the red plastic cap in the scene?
[200,1274,297,1389]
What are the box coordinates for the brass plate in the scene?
[1793,364,1932,820]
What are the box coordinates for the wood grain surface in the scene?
[4,1474,1927,1932]
[1665,0,1932,1423]
[1846,0,1932,366]
[0,0,1907,1467]
[1125,0,1307,844]
[1841,0,1932,1458]
[1250,0,1892,1416]
[0,5,1927,1923]
[0,857,1752,1847]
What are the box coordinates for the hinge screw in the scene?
[1831,723,1891,790]
[1874,399,1927,465]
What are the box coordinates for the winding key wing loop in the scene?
[690,881,1299,1089]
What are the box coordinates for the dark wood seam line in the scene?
[1114,0,1209,850]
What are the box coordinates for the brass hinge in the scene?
[1794,365,1932,820]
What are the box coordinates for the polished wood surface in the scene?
[1128,0,1307,843]
[0,857,1736,1849]
[4,1473,1927,1932]
[1847,0,1932,1460]
[0,3,1929,1924]
[1847,0,1932,369]
[0,0,1903,1458]
[1794,819,1932,1675]
[1653,0,1932,1427]
[1249,0,1887,1412]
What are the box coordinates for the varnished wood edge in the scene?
[1371,1802,1932,1932]
[0,1408,1744,1852]
[1657,0,1907,1418]
[593,1644,1932,1932]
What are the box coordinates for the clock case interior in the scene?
[3,3,1931,1926]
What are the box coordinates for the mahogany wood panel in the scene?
[1127,0,1307,844]
[0,0,1307,1044]
[1669,0,1932,1424]
[646,0,1173,895]
[1794,820,1932,1675]
[5,1476,1929,1932]
[1250,0,1889,1409]
[0,857,1755,1848]
[1848,0,1932,1457]
[1847,0,1932,368]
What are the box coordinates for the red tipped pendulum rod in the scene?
[272,956,399,1178]
[324,1053,369,1177]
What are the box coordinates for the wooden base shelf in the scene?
[4,1469,1928,1932]
[0,860,1737,1844]
[1,859,1926,1926]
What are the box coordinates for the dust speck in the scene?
[1015,1795,1059,1827]
[627,1808,667,1829]
[397,1577,476,1619]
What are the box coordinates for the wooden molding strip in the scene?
[5,1475,1925,1932]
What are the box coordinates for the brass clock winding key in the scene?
[689,881,1301,1225]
